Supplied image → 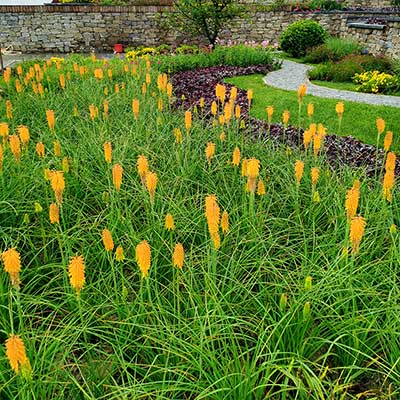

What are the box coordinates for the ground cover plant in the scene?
[0,53,400,399]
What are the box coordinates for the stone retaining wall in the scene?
[222,10,400,57]
[0,4,399,57]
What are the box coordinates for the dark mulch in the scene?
[171,65,400,178]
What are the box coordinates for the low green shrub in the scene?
[309,54,396,83]
[353,70,399,93]
[175,44,199,55]
[280,20,328,57]
[304,38,362,64]
[358,54,394,74]
[308,59,364,82]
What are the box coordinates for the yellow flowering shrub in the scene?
[353,70,399,94]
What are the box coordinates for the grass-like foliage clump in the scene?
[0,54,399,399]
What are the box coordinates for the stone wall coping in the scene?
[0,2,172,13]
[0,4,399,15]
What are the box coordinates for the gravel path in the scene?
[264,60,400,108]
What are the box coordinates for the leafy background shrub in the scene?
[304,38,362,64]
[309,54,396,83]
[280,20,327,57]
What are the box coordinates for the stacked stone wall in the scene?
[0,4,399,58]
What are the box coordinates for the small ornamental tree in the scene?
[165,0,246,49]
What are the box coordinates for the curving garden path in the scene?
[264,60,400,108]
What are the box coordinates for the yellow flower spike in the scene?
[294,160,304,186]
[386,152,396,172]
[165,213,175,231]
[132,99,140,120]
[107,69,112,79]
[205,194,220,239]
[145,73,151,84]
[102,229,114,252]
[0,122,9,139]
[211,101,217,116]
[136,240,151,278]
[312,191,321,203]
[282,110,290,126]
[46,109,55,131]
[215,84,226,103]
[383,169,395,202]
[390,224,397,235]
[36,142,45,158]
[317,123,326,136]
[235,104,241,119]
[145,171,158,203]
[2,248,21,289]
[184,110,192,133]
[49,203,60,224]
[313,134,322,158]
[230,86,237,101]
[266,105,274,124]
[15,79,22,93]
[232,147,241,167]
[219,131,226,142]
[167,82,173,98]
[350,216,366,254]
[309,123,316,137]
[247,89,253,108]
[257,179,266,196]
[246,158,260,193]
[50,170,65,203]
[311,167,319,190]
[297,83,307,103]
[224,102,232,125]
[335,102,344,120]
[17,125,30,147]
[6,100,13,120]
[137,155,149,184]
[9,135,21,162]
[89,104,97,121]
[5,335,31,377]
[173,243,184,269]
[384,131,393,152]
[103,141,112,164]
[247,158,260,179]
[205,142,215,164]
[345,180,360,220]
[158,97,163,112]
[141,82,146,95]
[62,157,69,173]
[376,118,385,135]
[198,97,205,108]
[115,246,125,262]
[307,103,314,118]
[112,163,123,192]
[59,74,65,89]
[174,128,183,144]
[115,84,120,94]
[103,100,109,118]
[303,129,312,150]
[53,140,61,157]
[68,254,85,295]
[218,114,225,126]
[221,210,229,234]
[73,106,79,117]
